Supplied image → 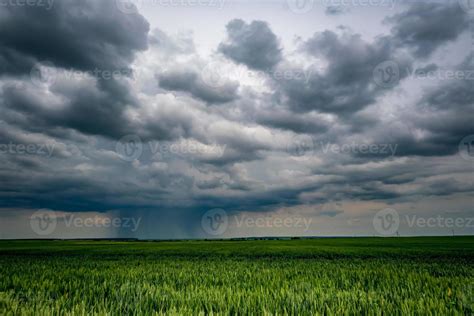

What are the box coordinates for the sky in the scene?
[0,0,473,239]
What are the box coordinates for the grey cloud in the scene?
[0,0,151,140]
[386,2,468,58]
[421,55,474,110]
[277,31,412,115]
[256,110,329,134]
[325,6,349,16]
[219,19,282,70]
[381,54,474,158]
[2,79,135,140]
[1,2,473,239]
[158,70,239,104]
[0,0,149,76]
[276,2,469,118]
[414,63,438,76]
[149,28,195,55]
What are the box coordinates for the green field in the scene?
[0,237,473,315]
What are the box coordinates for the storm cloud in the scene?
[0,1,473,239]
[219,19,282,71]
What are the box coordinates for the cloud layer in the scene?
[0,0,473,238]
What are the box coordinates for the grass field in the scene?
[0,237,473,315]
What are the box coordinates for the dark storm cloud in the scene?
[414,63,439,76]
[0,0,149,76]
[370,54,474,158]
[219,19,282,71]
[158,70,239,104]
[274,1,470,117]
[2,79,135,139]
[0,1,473,239]
[277,31,412,115]
[421,55,474,110]
[386,2,469,58]
[0,0,151,140]
[256,110,329,134]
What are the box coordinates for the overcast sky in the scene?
[0,0,473,239]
